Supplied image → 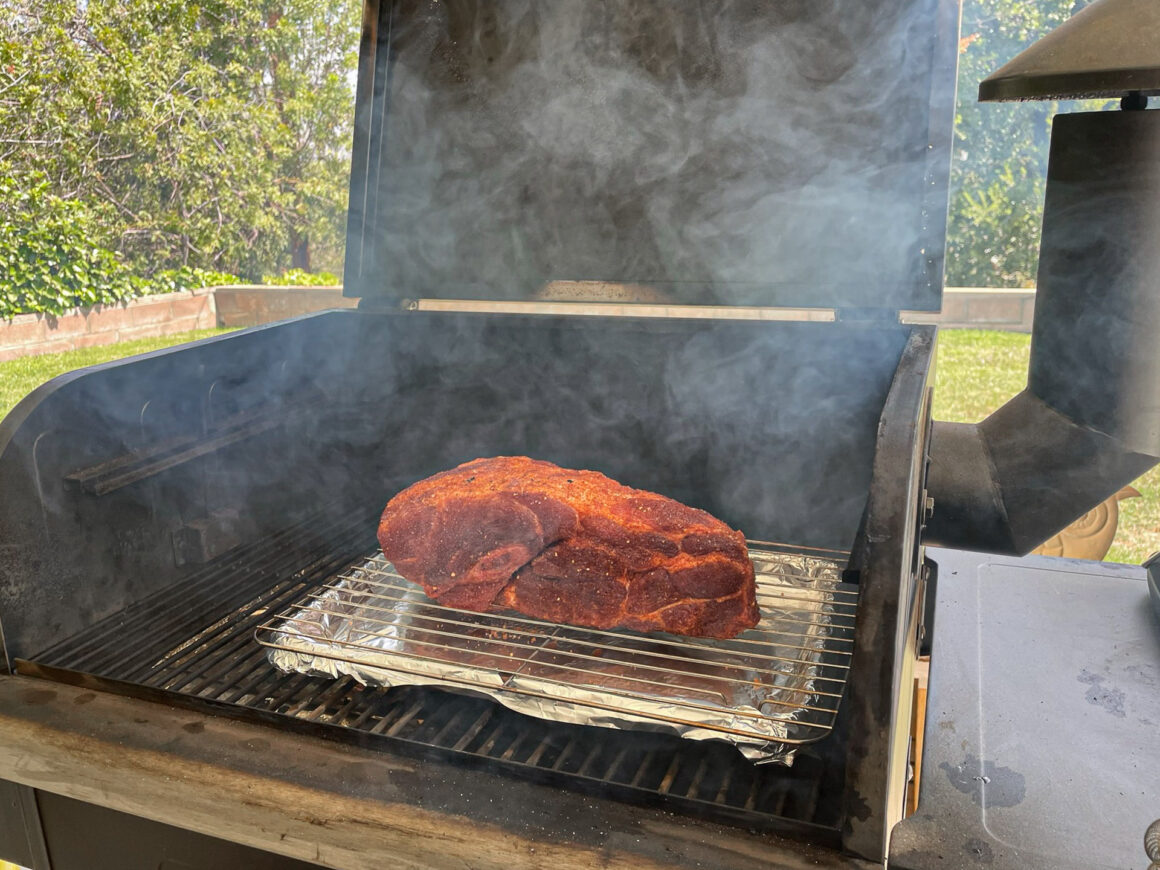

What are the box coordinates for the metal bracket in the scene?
[18,786,51,870]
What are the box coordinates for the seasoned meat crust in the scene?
[377,456,759,638]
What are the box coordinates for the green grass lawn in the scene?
[1,326,1156,563]
[933,329,1159,564]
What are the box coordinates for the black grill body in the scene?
[0,310,934,864]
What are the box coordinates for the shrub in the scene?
[150,267,243,295]
[0,174,137,318]
[0,173,242,319]
[261,268,341,286]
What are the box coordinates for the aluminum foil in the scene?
[261,547,854,764]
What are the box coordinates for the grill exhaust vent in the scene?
[926,107,1160,554]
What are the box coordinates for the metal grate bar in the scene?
[550,740,576,772]
[375,698,426,737]
[685,755,711,798]
[744,776,762,811]
[431,707,472,745]
[714,767,735,804]
[216,650,294,705]
[657,755,682,794]
[450,706,495,752]
[629,752,658,788]
[574,744,603,777]
[345,691,390,732]
[158,561,366,700]
[313,684,367,725]
[300,677,360,722]
[604,747,629,782]
[43,508,361,673]
[140,530,369,688]
[275,673,330,717]
[219,654,302,707]
[475,721,512,758]
[524,734,555,767]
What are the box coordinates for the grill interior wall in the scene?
[0,310,910,664]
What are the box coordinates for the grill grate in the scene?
[18,513,850,843]
[257,549,856,747]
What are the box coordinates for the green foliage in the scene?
[947,0,1111,288]
[0,0,359,281]
[149,267,243,295]
[261,269,341,286]
[0,171,138,316]
[0,171,241,318]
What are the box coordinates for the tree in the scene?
[0,0,359,280]
[946,0,1109,288]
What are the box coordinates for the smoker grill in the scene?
[0,307,937,867]
[1,1,1156,868]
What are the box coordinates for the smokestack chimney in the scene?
[925,0,1160,554]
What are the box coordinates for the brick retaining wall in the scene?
[0,285,352,362]
[0,288,217,363]
[0,286,1034,362]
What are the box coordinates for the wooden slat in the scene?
[905,656,930,818]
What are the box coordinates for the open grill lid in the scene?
[344,0,959,312]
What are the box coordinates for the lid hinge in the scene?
[356,296,413,313]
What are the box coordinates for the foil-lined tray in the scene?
[258,546,856,764]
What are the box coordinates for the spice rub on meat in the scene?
[377,456,759,638]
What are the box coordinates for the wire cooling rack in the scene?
[257,545,857,747]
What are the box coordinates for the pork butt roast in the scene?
[377,456,759,638]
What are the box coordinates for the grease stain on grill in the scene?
[1078,669,1127,718]
[846,791,872,822]
[244,738,270,752]
[21,688,56,705]
[72,691,96,705]
[939,755,1025,808]
[963,836,995,864]
[182,721,206,734]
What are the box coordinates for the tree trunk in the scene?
[290,232,311,272]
